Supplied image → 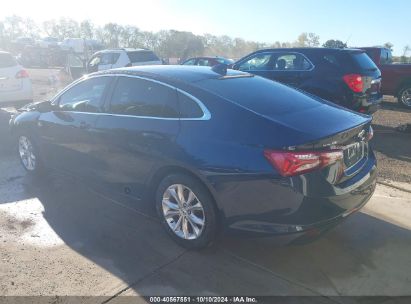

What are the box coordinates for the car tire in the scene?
[17,135,45,176]
[398,85,411,108]
[155,173,218,249]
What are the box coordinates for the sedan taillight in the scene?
[15,69,29,79]
[264,150,343,177]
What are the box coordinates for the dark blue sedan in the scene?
[10,66,377,249]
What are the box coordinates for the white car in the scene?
[0,51,33,105]
[87,48,163,73]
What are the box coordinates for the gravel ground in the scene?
[1,69,410,183]
[372,97,411,183]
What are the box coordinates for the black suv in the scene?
[232,48,382,113]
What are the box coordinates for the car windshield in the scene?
[0,53,17,68]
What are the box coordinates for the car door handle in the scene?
[142,132,164,140]
[79,121,91,129]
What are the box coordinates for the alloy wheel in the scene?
[18,136,36,171]
[401,88,411,107]
[162,184,205,240]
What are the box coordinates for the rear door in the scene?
[37,76,113,177]
[0,53,22,93]
[235,52,313,87]
[267,52,314,87]
[93,76,180,199]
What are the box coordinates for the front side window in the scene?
[88,55,101,67]
[100,53,115,65]
[109,77,179,118]
[238,53,272,71]
[58,77,111,112]
[182,59,196,65]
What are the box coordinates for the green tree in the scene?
[4,15,23,40]
[383,42,394,51]
[296,32,320,47]
[80,20,94,39]
[323,39,347,48]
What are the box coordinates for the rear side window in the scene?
[127,51,160,63]
[0,53,17,68]
[274,53,312,70]
[197,59,210,66]
[178,92,204,118]
[350,52,378,71]
[109,77,179,118]
[380,49,392,64]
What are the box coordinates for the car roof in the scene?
[97,48,151,54]
[252,47,364,54]
[92,65,250,83]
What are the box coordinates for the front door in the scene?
[37,76,113,178]
[93,76,181,200]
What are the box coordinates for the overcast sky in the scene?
[1,0,409,55]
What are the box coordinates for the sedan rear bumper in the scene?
[212,152,377,237]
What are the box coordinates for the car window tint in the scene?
[350,52,378,71]
[178,92,203,118]
[198,76,322,116]
[198,59,210,66]
[0,53,17,68]
[127,51,159,63]
[59,77,111,113]
[100,53,118,65]
[380,49,392,64]
[274,53,312,70]
[238,53,272,71]
[183,59,196,65]
[109,77,179,118]
[323,54,339,66]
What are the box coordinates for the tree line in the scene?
[0,15,407,62]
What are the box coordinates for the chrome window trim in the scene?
[51,73,211,121]
[237,51,315,72]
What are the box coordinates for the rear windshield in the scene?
[127,51,160,63]
[0,53,17,68]
[197,76,323,116]
[350,52,378,71]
